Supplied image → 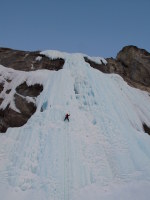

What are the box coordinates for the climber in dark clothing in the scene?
[64,113,70,122]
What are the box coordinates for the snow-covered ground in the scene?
[0,51,150,200]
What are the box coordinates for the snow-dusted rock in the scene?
[0,47,65,71]
[86,45,150,92]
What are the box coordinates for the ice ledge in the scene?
[40,50,107,65]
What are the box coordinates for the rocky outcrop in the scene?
[0,47,64,71]
[0,47,64,132]
[16,82,43,97]
[143,123,150,135]
[85,45,150,92]
[117,46,150,88]
[2,46,149,92]
[0,82,43,133]
[84,56,125,74]
[0,45,150,133]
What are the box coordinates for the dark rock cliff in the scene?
[85,46,150,136]
[0,47,65,132]
[85,45,150,92]
[0,47,64,71]
[0,81,43,133]
[0,45,150,133]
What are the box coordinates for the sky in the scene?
[0,0,150,58]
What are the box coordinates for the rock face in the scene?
[0,47,65,71]
[143,123,150,135]
[0,82,43,133]
[85,45,150,92]
[84,56,125,74]
[16,82,43,97]
[117,46,150,88]
[0,45,150,133]
[0,47,65,132]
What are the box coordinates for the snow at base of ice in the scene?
[0,51,150,200]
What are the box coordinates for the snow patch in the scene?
[35,56,42,62]
[40,50,107,65]
[87,55,107,65]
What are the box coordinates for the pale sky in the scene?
[0,0,150,58]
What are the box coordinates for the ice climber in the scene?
[64,113,70,122]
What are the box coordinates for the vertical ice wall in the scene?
[0,51,150,200]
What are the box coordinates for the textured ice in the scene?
[0,51,150,200]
